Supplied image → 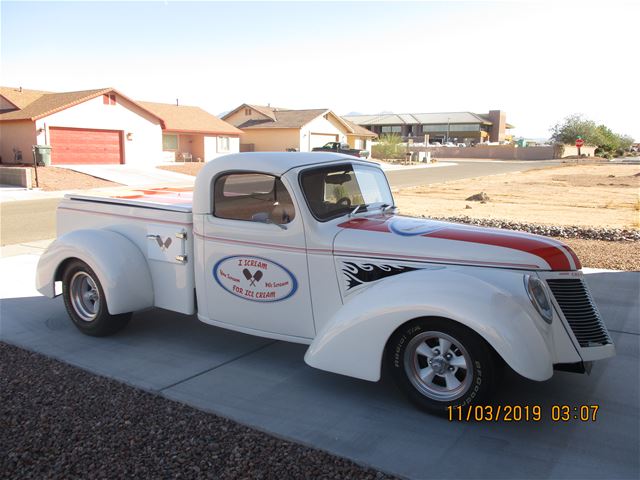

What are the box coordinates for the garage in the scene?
[309,133,338,150]
[49,127,123,165]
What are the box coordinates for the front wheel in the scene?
[62,259,131,337]
[386,318,498,414]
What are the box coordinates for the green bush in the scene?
[372,133,406,160]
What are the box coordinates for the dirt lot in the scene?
[1,166,121,191]
[394,163,640,229]
[158,163,205,177]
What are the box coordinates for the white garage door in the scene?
[309,133,338,150]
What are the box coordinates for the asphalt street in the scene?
[385,159,561,188]
[0,198,60,246]
[0,254,638,479]
[0,159,561,246]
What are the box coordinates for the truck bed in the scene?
[57,186,196,315]
[67,186,194,213]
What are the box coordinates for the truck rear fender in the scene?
[36,229,154,315]
[304,268,555,382]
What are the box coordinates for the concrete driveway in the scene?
[56,164,194,187]
[0,254,638,479]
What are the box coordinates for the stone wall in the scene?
[0,167,32,188]
[409,145,558,160]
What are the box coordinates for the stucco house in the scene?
[222,104,376,154]
[138,101,242,162]
[0,86,241,165]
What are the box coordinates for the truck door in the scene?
[201,172,315,340]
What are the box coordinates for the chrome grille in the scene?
[546,279,612,348]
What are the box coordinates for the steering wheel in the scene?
[336,197,351,208]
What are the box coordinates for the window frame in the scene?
[211,170,296,225]
[217,136,230,153]
[162,134,179,151]
[103,93,116,105]
[298,162,393,223]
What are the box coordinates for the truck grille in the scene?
[546,279,612,348]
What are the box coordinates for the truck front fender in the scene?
[36,229,154,315]
[304,267,555,382]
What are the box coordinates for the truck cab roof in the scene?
[197,152,374,177]
[66,152,379,214]
[192,152,378,214]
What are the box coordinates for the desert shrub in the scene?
[372,133,406,160]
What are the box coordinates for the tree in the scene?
[549,114,599,145]
[550,114,634,157]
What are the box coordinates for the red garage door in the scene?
[50,127,123,165]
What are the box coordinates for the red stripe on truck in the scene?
[338,217,577,271]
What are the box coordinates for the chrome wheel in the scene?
[69,271,100,322]
[403,331,473,401]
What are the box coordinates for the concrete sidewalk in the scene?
[55,164,195,187]
[374,160,456,171]
[1,252,637,479]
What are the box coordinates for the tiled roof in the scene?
[343,112,494,126]
[232,107,330,129]
[225,104,365,135]
[138,101,242,135]
[0,88,114,121]
[343,119,377,137]
[0,87,51,109]
[245,104,280,121]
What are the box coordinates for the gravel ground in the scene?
[559,238,639,271]
[158,163,205,177]
[0,343,395,480]
[27,166,121,191]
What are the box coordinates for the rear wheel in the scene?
[62,260,131,336]
[386,318,498,414]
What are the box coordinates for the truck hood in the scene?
[334,215,581,271]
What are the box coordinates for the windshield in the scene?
[300,163,394,221]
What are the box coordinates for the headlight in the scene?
[524,275,553,324]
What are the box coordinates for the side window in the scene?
[213,173,296,225]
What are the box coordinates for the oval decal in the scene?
[213,255,298,303]
[389,217,447,236]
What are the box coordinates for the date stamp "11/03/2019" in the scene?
[447,404,600,422]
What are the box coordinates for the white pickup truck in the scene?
[36,153,615,413]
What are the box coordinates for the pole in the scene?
[32,146,39,189]
[446,118,450,143]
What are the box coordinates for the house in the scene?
[138,101,242,162]
[222,104,376,154]
[343,119,377,152]
[0,86,241,165]
[344,110,514,145]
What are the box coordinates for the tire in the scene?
[62,259,131,337]
[386,318,498,414]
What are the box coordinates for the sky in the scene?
[1,0,638,140]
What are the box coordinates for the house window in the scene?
[103,94,116,105]
[381,125,401,134]
[213,173,295,224]
[244,108,252,115]
[217,136,230,152]
[422,124,449,133]
[162,134,179,151]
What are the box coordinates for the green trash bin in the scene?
[33,145,52,166]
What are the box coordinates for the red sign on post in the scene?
[575,138,585,147]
